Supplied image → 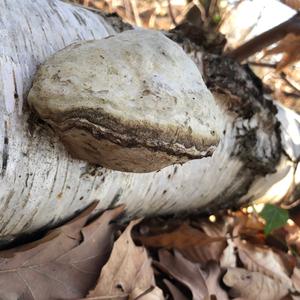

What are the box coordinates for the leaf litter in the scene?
[1,203,300,299]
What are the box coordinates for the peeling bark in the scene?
[0,0,299,241]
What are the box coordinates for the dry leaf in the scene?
[220,238,236,268]
[292,267,300,292]
[136,223,225,251]
[201,261,229,300]
[164,279,189,300]
[223,267,290,300]
[0,204,124,299]
[236,240,292,288]
[196,218,230,236]
[232,212,265,245]
[130,286,164,300]
[283,0,300,10]
[290,208,300,228]
[264,33,300,71]
[181,221,227,264]
[86,219,163,300]
[180,241,227,265]
[285,223,300,255]
[155,249,208,300]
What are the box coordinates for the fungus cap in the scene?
[28,29,222,172]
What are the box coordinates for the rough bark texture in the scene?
[0,0,299,241]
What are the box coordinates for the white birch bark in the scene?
[0,0,299,240]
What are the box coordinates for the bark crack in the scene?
[1,121,9,178]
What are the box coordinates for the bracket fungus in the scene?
[28,29,223,172]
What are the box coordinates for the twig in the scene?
[248,61,277,68]
[167,0,177,26]
[227,12,300,62]
[280,72,300,94]
[84,295,128,299]
[124,0,133,23]
[130,0,142,26]
[283,91,300,98]
[135,286,155,300]
[148,12,157,28]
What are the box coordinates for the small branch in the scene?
[227,12,300,62]
[130,0,142,26]
[167,0,178,26]
[248,61,277,68]
[280,72,300,95]
[123,0,134,23]
[283,91,300,98]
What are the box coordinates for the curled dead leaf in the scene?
[201,261,229,300]
[181,221,228,264]
[223,267,290,300]
[155,249,208,300]
[235,240,292,288]
[285,223,300,256]
[264,34,300,71]
[155,250,228,300]
[136,222,225,251]
[292,267,300,293]
[130,286,164,300]
[163,279,189,300]
[283,0,300,10]
[220,238,236,268]
[85,219,163,300]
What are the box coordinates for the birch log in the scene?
[0,0,299,241]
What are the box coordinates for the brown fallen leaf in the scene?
[225,213,297,298]
[155,249,208,300]
[264,33,300,71]
[0,204,124,299]
[136,222,225,251]
[232,211,265,245]
[130,286,164,300]
[180,242,227,266]
[292,266,300,292]
[289,206,300,228]
[236,240,292,288]
[220,238,236,268]
[285,223,300,256]
[283,0,300,10]
[223,267,290,300]
[193,217,231,236]
[181,221,227,265]
[164,279,189,300]
[201,261,229,300]
[85,219,163,300]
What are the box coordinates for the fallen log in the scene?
[0,0,299,241]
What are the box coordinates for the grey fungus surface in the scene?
[28,29,223,172]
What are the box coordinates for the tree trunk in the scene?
[0,0,299,241]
